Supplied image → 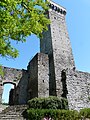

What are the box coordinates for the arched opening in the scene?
[2,82,16,105]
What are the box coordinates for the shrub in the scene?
[79,108,90,118]
[27,109,79,120]
[27,96,90,120]
[28,96,68,110]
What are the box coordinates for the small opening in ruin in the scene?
[43,80,44,83]
[2,83,15,105]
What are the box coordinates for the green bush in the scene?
[27,96,90,120]
[79,108,90,118]
[27,109,79,120]
[28,96,68,110]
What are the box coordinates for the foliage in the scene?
[79,108,90,118]
[26,98,90,120]
[27,97,90,120]
[28,96,68,110]
[27,108,90,120]
[27,109,79,120]
[0,65,4,76]
[2,102,8,105]
[0,0,50,75]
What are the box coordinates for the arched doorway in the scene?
[2,82,16,105]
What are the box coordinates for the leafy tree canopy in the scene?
[0,0,50,75]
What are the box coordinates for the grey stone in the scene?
[0,0,90,112]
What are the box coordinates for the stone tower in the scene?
[0,0,90,111]
[40,1,75,97]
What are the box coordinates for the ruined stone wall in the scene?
[38,53,49,98]
[27,54,38,100]
[67,69,90,111]
[1,67,22,85]
[27,53,49,100]
[0,67,23,104]
[14,70,28,104]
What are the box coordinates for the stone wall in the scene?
[67,69,90,111]
[27,53,49,100]
[38,53,49,98]
[14,70,28,104]
[0,53,49,104]
[0,67,23,104]
[1,67,22,85]
[27,54,38,100]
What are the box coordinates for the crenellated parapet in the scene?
[48,0,66,15]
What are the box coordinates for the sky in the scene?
[1,0,90,103]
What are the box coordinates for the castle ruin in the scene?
[0,1,90,111]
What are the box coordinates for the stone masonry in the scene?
[0,67,23,104]
[40,1,75,97]
[0,0,90,111]
[27,53,49,100]
[67,69,90,110]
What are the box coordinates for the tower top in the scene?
[48,0,66,15]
